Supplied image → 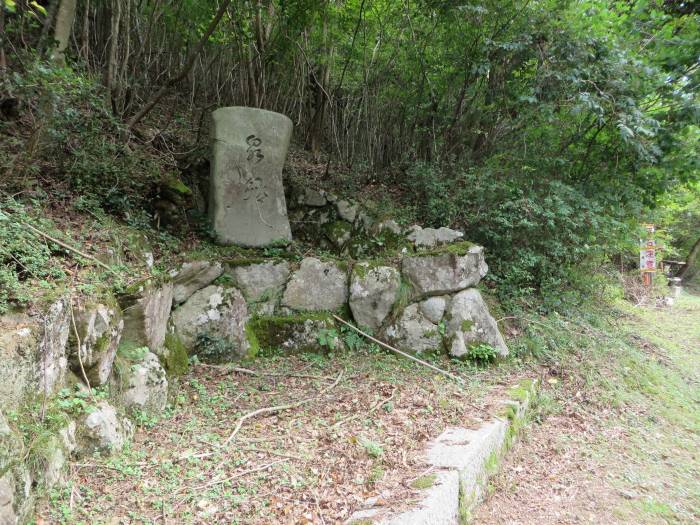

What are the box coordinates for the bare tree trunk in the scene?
[678,236,700,281]
[81,0,91,62]
[0,6,6,77]
[50,0,78,65]
[126,0,233,131]
[105,0,121,112]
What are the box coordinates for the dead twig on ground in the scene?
[198,363,336,381]
[192,459,289,491]
[220,370,344,447]
[331,388,397,429]
[240,446,307,461]
[21,220,118,274]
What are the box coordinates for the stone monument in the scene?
[209,107,293,246]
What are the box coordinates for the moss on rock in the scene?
[163,332,189,376]
[246,314,337,355]
[414,240,476,257]
[322,220,353,248]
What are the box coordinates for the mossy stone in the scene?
[246,314,336,354]
[322,220,353,248]
[163,332,189,376]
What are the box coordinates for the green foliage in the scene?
[464,343,498,364]
[358,437,384,459]
[317,328,339,351]
[406,163,632,309]
[411,474,437,490]
[0,198,67,313]
[163,333,190,376]
[2,62,170,216]
[55,385,108,416]
[117,341,149,362]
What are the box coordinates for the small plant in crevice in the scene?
[317,328,339,350]
[465,343,498,364]
[340,324,365,350]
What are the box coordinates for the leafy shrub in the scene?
[0,198,66,313]
[405,162,634,311]
[2,62,171,216]
[465,343,498,364]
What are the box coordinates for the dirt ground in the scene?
[38,344,527,525]
[475,292,700,525]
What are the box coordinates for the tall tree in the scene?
[50,0,77,65]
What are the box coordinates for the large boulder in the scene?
[115,351,168,415]
[247,315,341,354]
[0,473,14,525]
[68,301,123,386]
[209,107,293,247]
[407,226,464,248]
[41,421,76,489]
[75,401,133,456]
[120,282,173,355]
[445,289,508,358]
[170,261,223,305]
[349,264,401,331]
[36,299,71,397]
[0,313,40,411]
[171,285,250,360]
[226,260,290,314]
[335,200,359,223]
[0,410,21,525]
[0,299,70,410]
[402,245,488,298]
[383,304,442,354]
[296,188,327,207]
[282,258,348,311]
[322,220,353,249]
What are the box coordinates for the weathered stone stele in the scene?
[209,107,293,247]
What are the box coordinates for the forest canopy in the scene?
[1,0,698,306]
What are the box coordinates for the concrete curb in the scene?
[347,378,539,525]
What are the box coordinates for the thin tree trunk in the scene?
[0,7,6,76]
[105,0,122,111]
[80,0,90,62]
[678,236,700,281]
[50,0,78,65]
[126,0,233,130]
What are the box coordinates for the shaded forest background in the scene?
[1,0,698,310]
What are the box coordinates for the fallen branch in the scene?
[221,370,344,447]
[239,447,307,461]
[191,459,289,491]
[332,315,465,385]
[21,220,117,275]
[199,363,336,381]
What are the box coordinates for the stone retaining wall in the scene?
[0,215,507,524]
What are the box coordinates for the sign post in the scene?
[640,223,656,287]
